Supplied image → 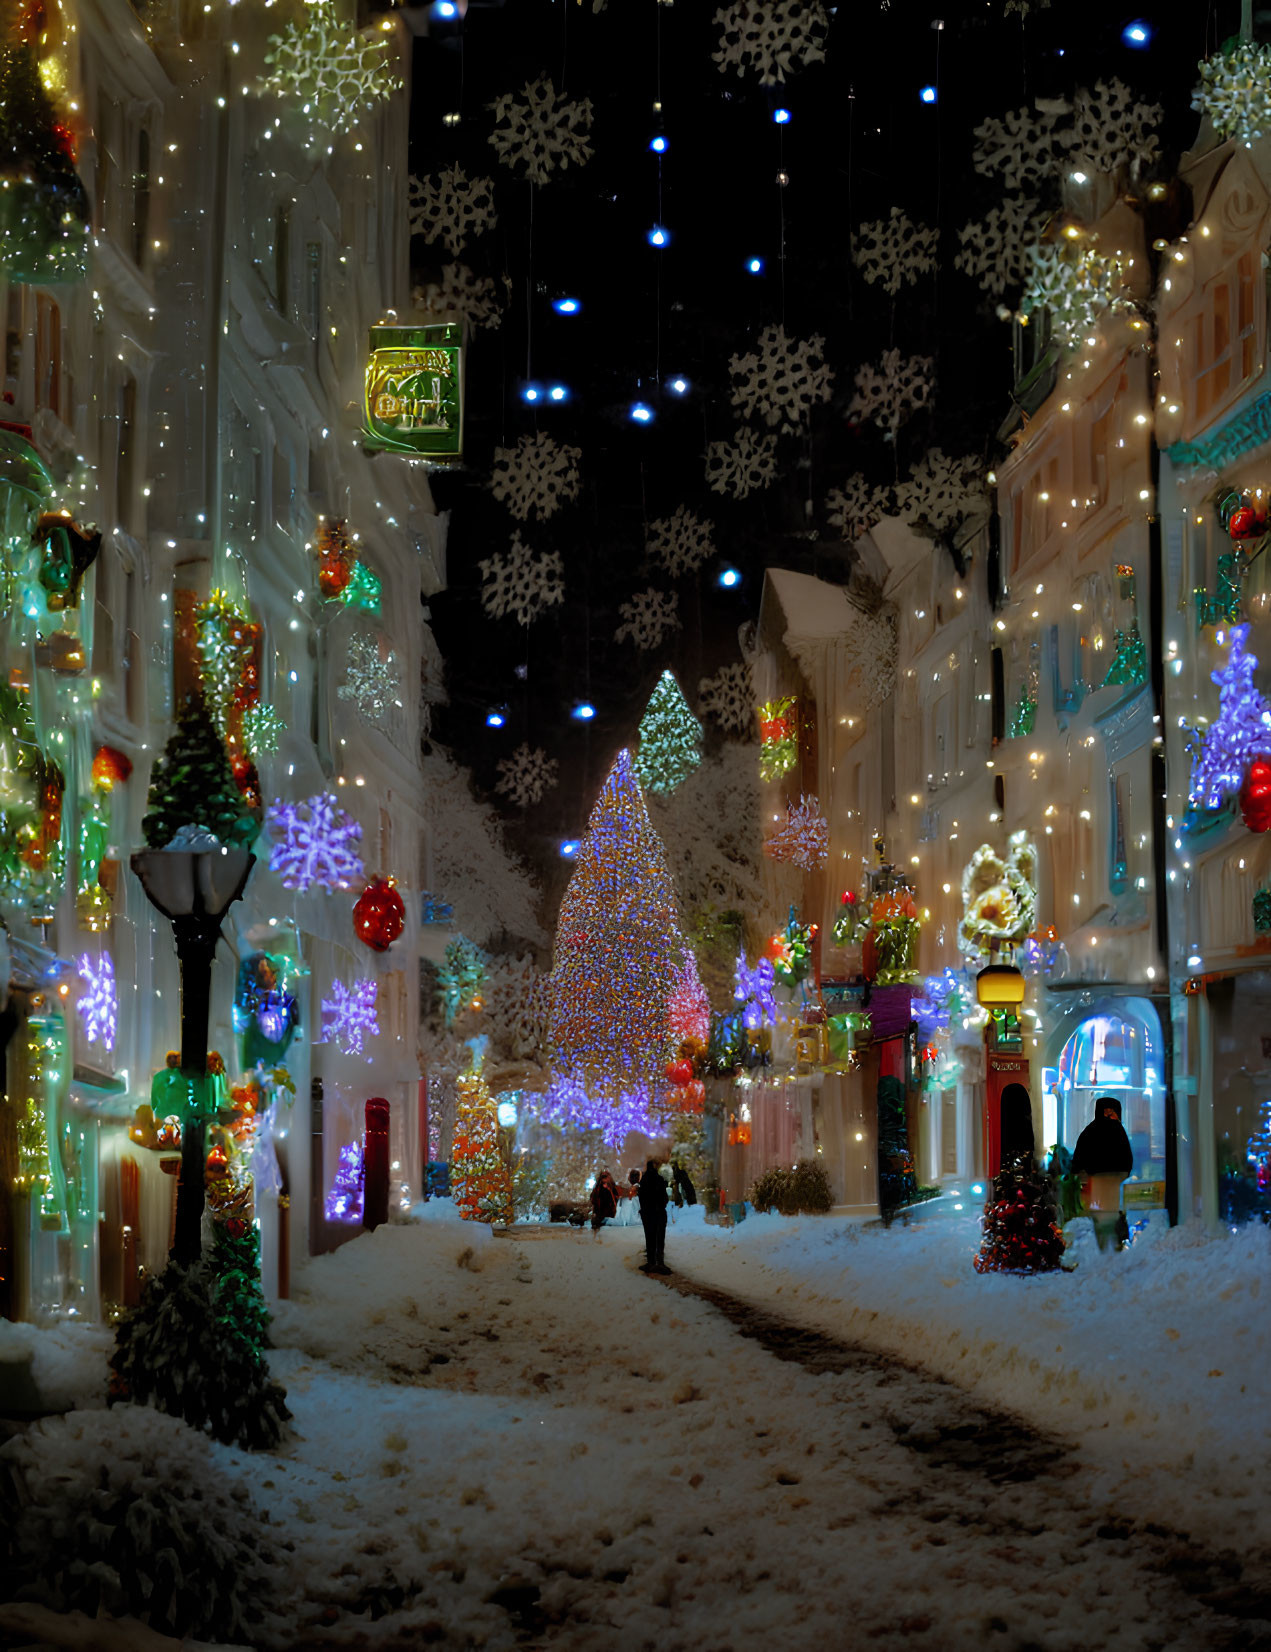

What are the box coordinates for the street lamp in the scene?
[131,841,254,1264]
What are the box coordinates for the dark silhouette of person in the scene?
[1072,1095,1134,1250]
[590,1170,618,1232]
[637,1156,669,1274]
[998,1082,1036,1177]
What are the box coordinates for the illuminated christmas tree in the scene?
[973,1161,1065,1275]
[547,749,686,1114]
[451,1061,512,1225]
[0,32,90,285]
[634,670,703,795]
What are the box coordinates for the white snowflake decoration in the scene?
[646,506,716,577]
[412,264,506,332]
[712,0,829,86]
[705,427,778,498]
[479,531,566,626]
[954,195,1047,298]
[728,325,833,435]
[1194,43,1271,148]
[260,0,402,151]
[1063,78,1162,177]
[698,662,753,733]
[1021,240,1134,351]
[1004,0,1049,13]
[320,978,379,1057]
[826,474,892,540]
[972,104,1064,192]
[854,208,939,298]
[408,166,498,256]
[266,793,365,892]
[489,433,581,522]
[77,953,116,1053]
[242,702,286,758]
[895,449,983,536]
[614,588,679,651]
[847,349,933,436]
[763,794,829,871]
[487,77,594,185]
[497,743,560,808]
[338,635,402,726]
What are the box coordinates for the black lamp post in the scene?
[131,844,254,1264]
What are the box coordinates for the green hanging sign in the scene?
[364,322,463,458]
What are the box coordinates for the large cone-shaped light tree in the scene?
[547,749,688,1131]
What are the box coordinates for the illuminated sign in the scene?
[364,322,463,458]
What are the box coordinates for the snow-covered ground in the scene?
[4,1203,1271,1650]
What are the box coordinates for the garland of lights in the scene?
[259,0,403,152]
[758,695,799,782]
[768,906,816,990]
[1193,41,1271,149]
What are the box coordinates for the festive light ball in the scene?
[353,876,406,952]
[206,1145,229,1174]
[1242,756,1271,833]
[318,552,352,599]
[1229,505,1263,540]
[665,1057,694,1085]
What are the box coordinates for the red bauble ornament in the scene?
[665,1058,694,1086]
[205,1145,228,1174]
[318,553,352,599]
[1229,505,1264,541]
[92,744,133,790]
[354,876,406,951]
[1241,755,1271,832]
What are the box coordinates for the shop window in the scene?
[1208,973,1271,1223]
[35,295,60,418]
[132,128,151,269]
[1051,1001,1166,1188]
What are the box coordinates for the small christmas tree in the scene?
[326,1138,364,1222]
[973,1160,1065,1275]
[142,693,259,849]
[0,34,90,284]
[634,670,703,794]
[451,1062,512,1224]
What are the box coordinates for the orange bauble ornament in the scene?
[354,876,406,951]
[1242,755,1271,833]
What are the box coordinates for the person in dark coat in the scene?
[637,1156,670,1274]
[590,1171,618,1232]
[1071,1096,1134,1251]
[998,1082,1036,1182]
[672,1160,697,1206]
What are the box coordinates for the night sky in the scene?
[412,0,1239,889]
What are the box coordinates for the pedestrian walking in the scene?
[638,1156,670,1274]
[1071,1095,1134,1251]
[590,1170,618,1233]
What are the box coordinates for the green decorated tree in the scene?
[142,692,259,849]
[634,670,703,795]
[0,32,89,284]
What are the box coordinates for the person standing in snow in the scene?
[638,1156,670,1274]
[590,1170,618,1233]
[1071,1095,1134,1251]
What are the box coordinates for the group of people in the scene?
[589,1157,698,1274]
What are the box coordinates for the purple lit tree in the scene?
[326,1139,364,1222]
[1190,625,1271,808]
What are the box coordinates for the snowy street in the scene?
[22,1206,1254,1652]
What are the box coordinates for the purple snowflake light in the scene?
[326,1139,364,1222]
[1190,625,1271,808]
[733,949,777,1031]
[77,952,117,1053]
[320,978,379,1056]
[266,793,365,892]
[537,1073,659,1150]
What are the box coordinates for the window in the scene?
[274,205,290,315]
[94,96,118,234]
[1191,249,1261,426]
[132,129,151,268]
[35,295,61,418]
[116,371,137,531]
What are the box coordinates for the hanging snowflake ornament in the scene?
[266,793,365,892]
[408,166,498,256]
[1194,42,1271,149]
[895,448,983,536]
[338,635,402,726]
[242,702,286,759]
[615,588,679,651]
[854,208,939,298]
[479,531,566,626]
[698,661,754,733]
[705,427,778,498]
[320,978,379,1057]
[1021,240,1135,352]
[646,506,716,578]
[972,104,1063,192]
[728,325,833,435]
[489,433,581,522]
[954,195,1047,299]
[847,349,934,437]
[497,743,560,808]
[826,474,893,540]
[259,0,403,152]
[77,952,117,1053]
[763,794,830,871]
[711,0,829,85]
[487,76,594,184]
[1063,78,1162,177]
[413,264,506,332]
